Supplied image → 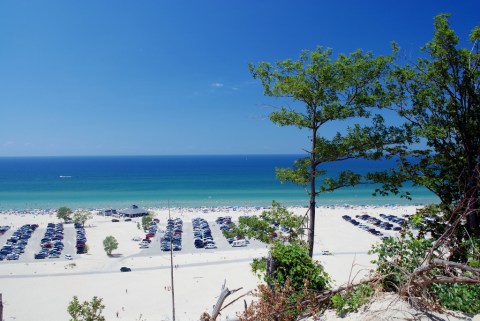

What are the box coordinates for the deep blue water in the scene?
[0,155,438,210]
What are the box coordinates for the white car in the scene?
[65,254,73,260]
[204,243,217,249]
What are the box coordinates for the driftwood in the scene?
[206,280,242,321]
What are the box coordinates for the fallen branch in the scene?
[209,280,242,321]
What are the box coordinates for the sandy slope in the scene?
[1,205,477,321]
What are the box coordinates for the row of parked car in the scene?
[161,218,183,251]
[192,217,216,249]
[0,224,38,261]
[34,222,65,259]
[75,223,87,254]
[342,214,403,239]
[355,214,403,231]
[380,213,407,226]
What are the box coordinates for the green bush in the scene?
[331,283,374,315]
[370,234,433,291]
[370,229,480,314]
[252,242,330,291]
[433,282,480,314]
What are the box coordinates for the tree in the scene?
[67,296,105,321]
[249,48,395,256]
[73,211,92,228]
[103,236,118,256]
[226,201,305,245]
[141,212,154,232]
[384,14,480,236]
[57,206,73,222]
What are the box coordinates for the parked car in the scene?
[34,253,47,259]
[49,252,60,258]
[232,239,247,247]
[120,267,131,272]
[65,254,73,260]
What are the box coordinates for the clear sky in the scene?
[0,1,478,156]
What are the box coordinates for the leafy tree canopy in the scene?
[225,201,305,246]
[141,213,154,232]
[103,236,118,256]
[250,47,402,256]
[380,13,480,236]
[73,211,92,228]
[67,296,105,321]
[57,206,73,222]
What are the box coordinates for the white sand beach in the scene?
[1,205,477,321]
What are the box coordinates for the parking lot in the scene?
[132,217,265,257]
[0,216,267,264]
[0,223,79,263]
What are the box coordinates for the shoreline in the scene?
[0,202,429,215]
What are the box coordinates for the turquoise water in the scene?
[0,155,438,210]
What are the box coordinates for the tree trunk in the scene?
[0,293,3,321]
[466,186,480,237]
[465,157,480,237]
[308,122,318,258]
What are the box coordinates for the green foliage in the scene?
[228,201,304,245]
[431,238,480,314]
[331,283,374,316]
[73,211,92,228]
[245,243,330,320]
[102,236,118,256]
[371,217,480,314]
[383,13,480,235]
[433,282,480,314]
[141,213,154,231]
[252,242,330,291]
[370,232,433,291]
[250,46,399,256]
[57,206,73,222]
[67,296,105,321]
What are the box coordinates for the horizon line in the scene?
[0,153,307,158]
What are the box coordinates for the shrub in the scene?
[252,242,330,291]
[331,283,374,315]
[370,233,433,291]
[433,281,480,314]
[67,296,105,321]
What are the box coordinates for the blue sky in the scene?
[0,1,478,156]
